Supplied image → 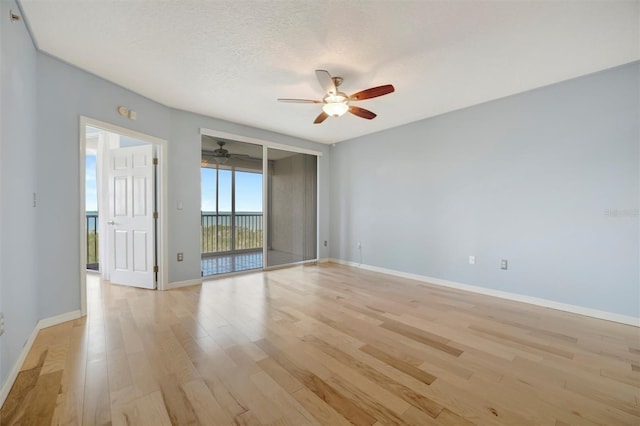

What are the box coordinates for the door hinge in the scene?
[153,211,158,219]
[153,158,158,165]
[153,265,159,273]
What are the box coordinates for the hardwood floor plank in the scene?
[182,379,234,425]
[134,390,173,426]
[564,377,640,417]
[495,374,627,425]
[2,266,638,425]
[196,369,248,418]
[227,374,286,423]
[432,407,476,425]
[250,370,319,425]
[302,334,443,417]
[50,318,88,426]
[326,371,422,425]
[82,350,111,425]
[255,338,377,425]
[360,344,437,385]
[157,373,199,425]
[256,356,305,394]
[600,367,640,388]
[290,387,354,426]
[380,320,463,357]
[22,370,63,426]
[400,405,441,425]
[311,312,427,365]
[110,385,140,426]
[469,324,575,360]
[0,351,47,425]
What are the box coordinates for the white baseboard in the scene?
[328,258,640,327]
[0,310,83,407]
[37,310,82,330]
[317,258,330,264]
[166,278,203,290]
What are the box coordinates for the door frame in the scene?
[200,128,322,272]
[79,116,169,315]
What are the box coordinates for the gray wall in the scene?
[1,20,330,389]
[331,62,640,318]
[36,53,173,317]
[35,55,329,303]
[0,0,39,386]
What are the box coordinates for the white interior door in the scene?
[107,144,156,289]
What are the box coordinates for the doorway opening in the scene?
[80,117,168,314]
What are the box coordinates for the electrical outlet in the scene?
[469,256,476,265]
[501,259,508,270]
[357,242,362,249]
[177,252,184,262]
[0,312,4,336]
[324,240,327,247]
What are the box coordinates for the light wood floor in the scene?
[1,264,639,425]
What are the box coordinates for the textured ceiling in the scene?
[20,1,640,144]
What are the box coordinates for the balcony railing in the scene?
[201,212,263,255]
[85,212,262,267]
[86,212,99,270]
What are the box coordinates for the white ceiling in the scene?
[20,1,640,144]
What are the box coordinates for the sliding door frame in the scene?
[200,129,322,271]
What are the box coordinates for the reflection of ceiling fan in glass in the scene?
[202,141,260,165]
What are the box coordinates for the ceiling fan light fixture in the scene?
[322,93,349,117]
[278,70,394,123]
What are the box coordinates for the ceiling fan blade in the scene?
[278,98,321,103]
[315,70,336,95]
[314,111,329,124]
[349,106,377,120]
[349,84,395,101]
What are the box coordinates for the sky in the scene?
[86,156,263,212]
[201,168,262,212]
[86,155,98,211]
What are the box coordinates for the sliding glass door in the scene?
[265,148,317,268]
[201,135,319,275]
[201,138,263,275]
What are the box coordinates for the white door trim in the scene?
[79,116,169,315]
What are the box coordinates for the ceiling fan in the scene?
[202,141,259,165]
[278,70,395,124]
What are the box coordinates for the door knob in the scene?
[107,221,116,225]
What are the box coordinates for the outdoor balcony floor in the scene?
[201,250,308,276]
[202,251,263,276]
